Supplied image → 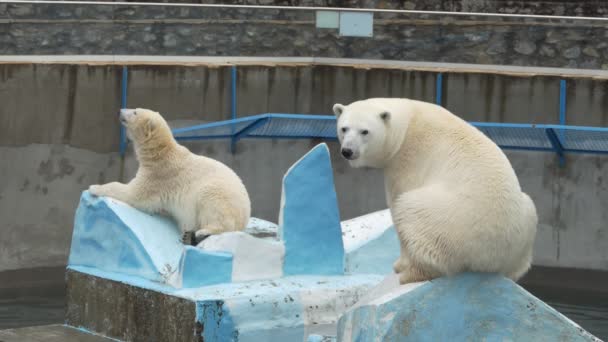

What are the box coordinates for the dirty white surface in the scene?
[198,231,284,282]
[341,209,399,275]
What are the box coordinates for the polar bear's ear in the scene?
[379,111,391,123]
[333,104,345,118]
[145,119,156,136]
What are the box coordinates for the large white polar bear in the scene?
[333,98,537,284]
[89,108,251,244]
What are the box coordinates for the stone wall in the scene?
[32,0,608,17]
[2,2,608,69]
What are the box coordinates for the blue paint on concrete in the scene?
[197,300,239,342]
[180,246,233,288]
[70,325,123,342]
[345,226,400,275]
[69,192,182,282]
[338,273,601,341]
[69,192,238,288]
[280,143,344,276]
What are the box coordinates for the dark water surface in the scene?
[526,285,608,340]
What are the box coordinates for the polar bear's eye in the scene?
[361,130,369,136]
[341,127,349,133]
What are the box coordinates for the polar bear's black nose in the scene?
[341,148,354,159]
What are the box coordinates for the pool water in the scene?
[526,285,608,340]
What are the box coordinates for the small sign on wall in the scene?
[315,10,374,38]
[339,12,374,37]
[316,11,340,29]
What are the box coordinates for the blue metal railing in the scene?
[118,66,608,165]
[169,113,608,155]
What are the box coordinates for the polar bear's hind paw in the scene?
[181,231,197,246]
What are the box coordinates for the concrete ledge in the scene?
[65,269,197,342]
[1,56,607,79]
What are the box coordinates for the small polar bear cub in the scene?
[89,108,251,244]
[334,98,538,284]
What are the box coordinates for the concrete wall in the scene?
[3,2,608,69]
[1,62,607,273]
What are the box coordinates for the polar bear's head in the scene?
[120,108,175,158]
[333,99,409,168]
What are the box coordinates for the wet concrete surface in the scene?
[0,324,114,342]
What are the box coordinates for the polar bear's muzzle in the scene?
[340,147,360,161]
[341,148,355,160]
[119,108,136,125]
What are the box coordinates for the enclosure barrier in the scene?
[119,66,608,166]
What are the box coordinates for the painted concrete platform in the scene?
[338,273,602,342]
[0,324,116,342]
[63,142,603,341]
[65,143,390,341]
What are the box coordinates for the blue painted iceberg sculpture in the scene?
[67,142,601,341]
[67,143,384,341]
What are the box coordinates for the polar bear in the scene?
[333,98,537,284]
[89,108,251,244]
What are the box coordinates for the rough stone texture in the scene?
[65,269,198,342]
[2,3,608,69]
[25,0,608,17]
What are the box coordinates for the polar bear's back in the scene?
[398,99,522,195]
[168,150,251,231]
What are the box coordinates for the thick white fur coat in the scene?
[89,108,251,243]
[334,98,537,284]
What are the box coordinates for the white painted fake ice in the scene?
[340,209,400,275]
[244,217,279,240]
[175,274,383,342]
[354,273,425,309]
[341,209,393,251]
[197,231,285,282]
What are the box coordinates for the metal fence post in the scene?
[230,65,238,154]
[435,73,443,106]
[119,66,128,156]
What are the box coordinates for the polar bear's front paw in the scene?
[393,258,407,274]
[88,184,103,197]
[393,260,402,274]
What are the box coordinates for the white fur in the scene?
[334,98,538,284]
[89,108,251,242]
